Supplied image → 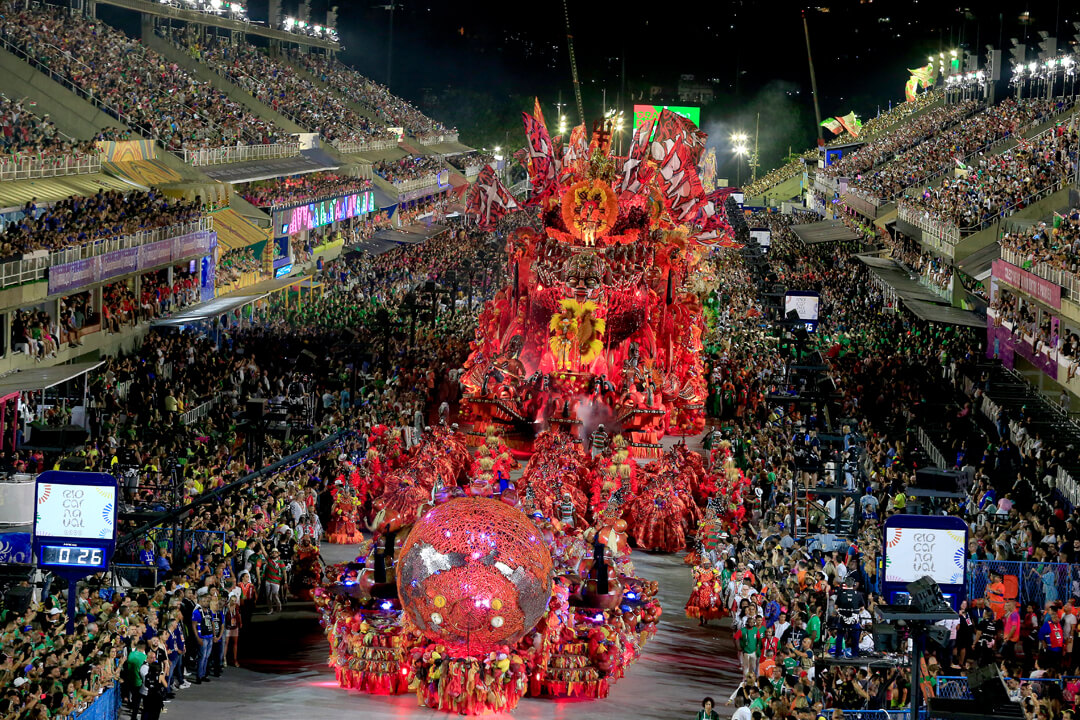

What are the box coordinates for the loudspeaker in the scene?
[4,585,32,614]
[967,664,1013,711]
[907,576,949,613]
[914,468,963,493]
[246,399,268,420]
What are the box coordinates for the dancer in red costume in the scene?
[326,481,365,544]
[684,567,725,625]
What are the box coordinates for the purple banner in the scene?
[99,247,139,281]
[48,230,216,296]
[48,258,99,295]
[992,259,1062,309]
[138,238,173,269]
[986,318,1058,380]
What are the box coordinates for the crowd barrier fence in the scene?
[968,560,1080,608]
[72,683,120,720]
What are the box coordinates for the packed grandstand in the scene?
[0,4,1079,720]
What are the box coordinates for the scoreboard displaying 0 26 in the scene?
[33,471,118,572]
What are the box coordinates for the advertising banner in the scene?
[49,231,216,296]
[986,317,1058,380]
[992,259,1062,309]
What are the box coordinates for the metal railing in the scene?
[844,189,882,219]
[181,142,300,167]
[999,246,1080,304]
[955,174,1073,236]
[898,202,962,246]
[179,396,218,426]
[390,174,439,192]
[112,563,158,589]
[969,560,1080,607]
[48,217,213,266]
[0,255,47,288]
[915,426,950,469]
[0,152,101,181]
[333,138,398,154]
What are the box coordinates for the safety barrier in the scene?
[968,560,1080,608]
[898,202,962,247]
[112,563,158,589]
[182,142,300,167]
[0,152,101,181]
[0,255,47,288]
[333,138,398,155]
[824,710,922,720]
[915,426,950,469]
[179,396,218,426]
[391,175,440,193]
[71,683,120,720]
[48,217,214,266]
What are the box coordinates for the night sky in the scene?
[319,0,1079,176]
[104,0,1080,177]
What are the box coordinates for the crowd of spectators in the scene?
[168,30,392,146]
[290,52,453,139]
[696,195,1080,720]
[0,190,204,260]
[241,173,371,208]
[372,155,443,184]
[742,91,942,198]
[900,120,1078,231]
[881,227,953,291]
[0,2,285,153]
[446,151,495,172]
[0,94,97,163]
[819,100,978,179]
[1001,208,1080,276]
[216,247,261,289]
[850,97,1070,202]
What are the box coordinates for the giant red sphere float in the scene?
[396,497,553,651]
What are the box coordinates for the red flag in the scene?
[533,97,547,131]
[522,112,560,203]
[562,123,588,170]
[617,120,655,199]
[465,165,518,229]
[654,140,705,224]
[653,109,706,164]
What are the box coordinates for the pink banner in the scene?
[992,259,1062,309]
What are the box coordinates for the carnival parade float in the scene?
[314,108,745,715]
[459,107,739,459]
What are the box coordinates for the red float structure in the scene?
[460,108,737,458]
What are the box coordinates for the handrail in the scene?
[333,138,398,154]
[181,142,300,167]
[0,152,101,181]
[956,174,1073,235]
[47,217,214,266]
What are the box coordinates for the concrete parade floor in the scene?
[159,434,740,719]
[159,550,741,720]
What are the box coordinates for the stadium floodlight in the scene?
[730,132,748,145]
[733,144,748,156]
[928,55,935,63]
[1028,61,1038,71]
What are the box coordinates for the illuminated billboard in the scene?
[275,190,375,237]
[632,105,701,131]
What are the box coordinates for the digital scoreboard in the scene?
[32,471,118,631]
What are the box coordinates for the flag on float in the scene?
[821,117,843,135]
[654,140,706,224]
[521,111,560,202]
[562,123,589,169]
[699,147,717,192]
[533,97,547,131]
[617,120,655,198]
[465,164,518,230]
[954,157,968,171]
[654,108,706,164]
[836,112,861,137]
